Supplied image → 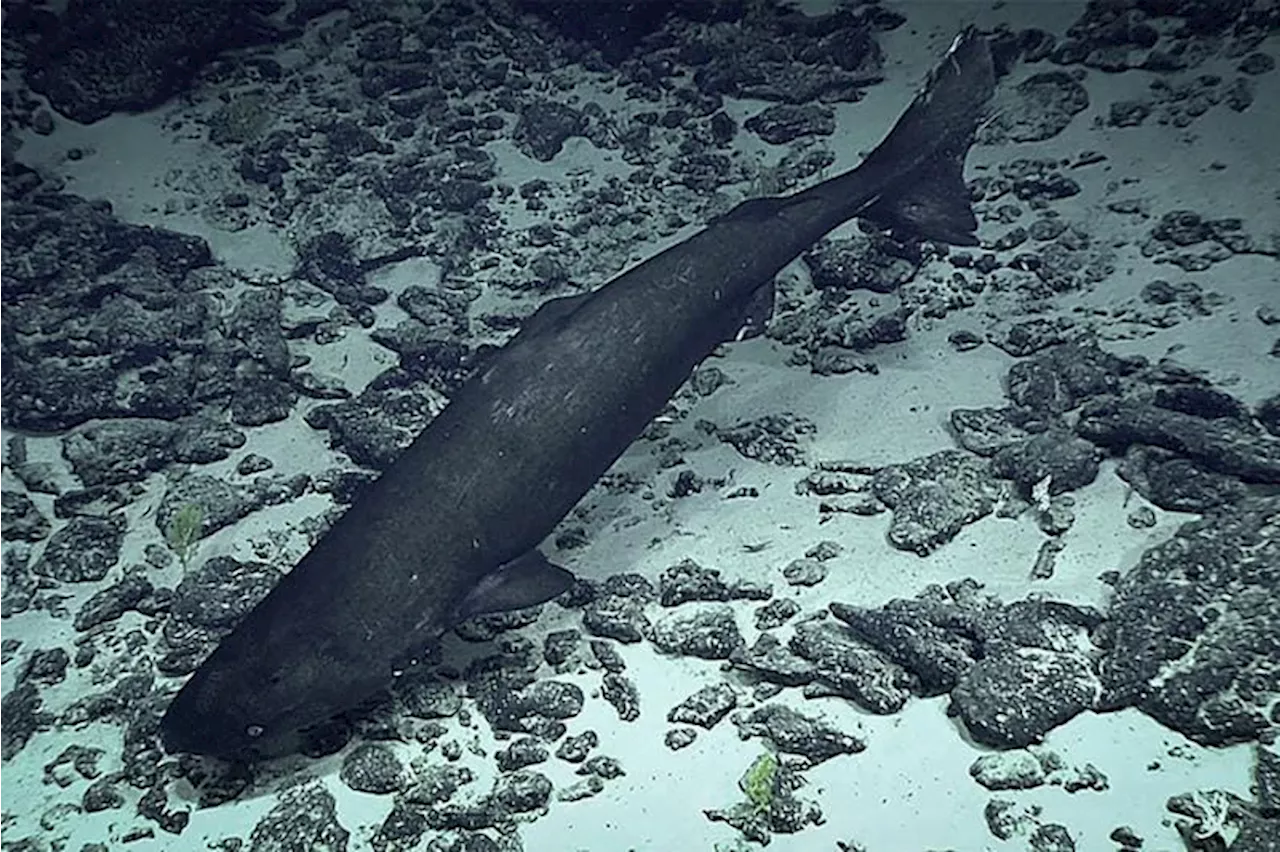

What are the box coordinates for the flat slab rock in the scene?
[1097,496,1280,746]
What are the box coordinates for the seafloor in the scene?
[1,1,1277,851]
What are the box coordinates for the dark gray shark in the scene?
[160,29,996,759]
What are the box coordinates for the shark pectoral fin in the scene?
[728,279,776,342]
[457,550,576,620]
[862,143,980,246]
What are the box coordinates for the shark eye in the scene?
[245,724,265,739]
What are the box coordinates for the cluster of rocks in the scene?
[787,341,1278,560]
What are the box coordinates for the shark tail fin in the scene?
[858,28,997,246]
[861,141,982,245]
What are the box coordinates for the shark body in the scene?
[160,29,996,759]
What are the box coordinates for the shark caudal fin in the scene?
[858,28,997,246]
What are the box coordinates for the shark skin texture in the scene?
[159,29,997,761]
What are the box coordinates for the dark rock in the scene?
[665,728,698,750]
[1005,343,1136,415]
[688,3,882,105]
[248,783,349,851]
[1,492,50,542]
[1107,99,1152,127]
[26,0,288,123]
[990,317,1076,357]
[1096,497,1280,746]
[732,704,864,766]
[32,514,126,583]
[949,329,984,352]
[1116,445,1249,513]
[52,484,139,519]
[1,195,228,432]
[491,770,552,814]
[340,743,406,795]
[307,385,440,471]
[82,777,126,812]
[828,580,1102,732]
[601,672,640,722]
[667,684,738,729]
[554,731,596,763]
[403,763,472,809]
[542,629,581,667]
[990,429,1103,493]
[579,754,623,779]
[1152,209,1216,246]
[158,556,281,675]
[236,454,274,475]
[397,286,472,338]
[1028,823,1075,851]
[370,803,429,852]
[805,233,919,294]
[395,677,461,720]
[1258,393,1280,437]
[513,100,588,161]
[156,472,307,543]
[1257,746,1280,811]
[743,103,835,144]
[1,550,40,618]
[517,680,585,721]
[1169,789,1280,851]
[1,682,52,760]
[60,420,173,487]
[520,0,672,64]
[831,600,979,695]
[227,286,291,374]
[949,406,1040,456]
[73,571,155,631]
[747,596,798,629]
[658,558,771,606]
[782,558,827,586]
[62,417,246,487]
[1076,397,1280,483]
[706,413,816,466]
[730,633,818,687]
[870,450,1004,555]
[496,737,549,772]
[1239,52,1276,75]
[22,647,70,686]
[229,376,298,427]
[951,648,1100,748]
[582,594,651,644]
[1154,384,1255,423]
[295,230,379,310]
[789,621,912,713]
[60,672,154,728]
[651,604,744,660]
[589,639,626,673]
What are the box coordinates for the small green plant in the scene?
[740,750,779,814]
[165,502,204,570]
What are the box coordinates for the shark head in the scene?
[159,629,380,760]
[160,665,273,760]
[159,549,574,759]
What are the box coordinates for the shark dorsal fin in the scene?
[517,292,592,339]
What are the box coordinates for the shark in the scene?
[160,28,996,759]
